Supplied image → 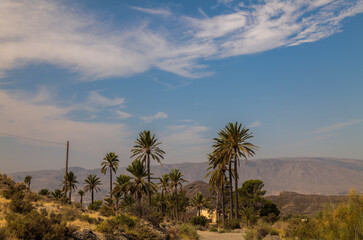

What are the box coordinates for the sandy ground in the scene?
[198,230,245,240]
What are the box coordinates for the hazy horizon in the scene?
[1,0,363,173]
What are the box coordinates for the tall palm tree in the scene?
[158,173,170,216]
[125,159,157,208]
[215,122,258,219]
[24,175,32,189]
[101,152,119,197]
[169,168,187,221]
[131,130,165,205]
[84,174,101,204]
[191,192,210,216]
[78,190,85,205]
[62,171,78,203]
[113,174,131,211]
[206,153,227,224]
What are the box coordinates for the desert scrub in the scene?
[9,192,34,214]
[245,220,279,240]
[224,219,241,230]
[96,213,137,235]
[5,210,75,240]
[88,200,102,211]
[99,204,115,217]
[177,223,199,240]
[190,216,207,227]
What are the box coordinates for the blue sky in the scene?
[0,0,362,173]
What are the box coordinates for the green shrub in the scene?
[224,219,240,230]
[9,192,34,214]
[60,206,80,221]
[209,227,218,232]
[88,200,102,211]
[80,214,97,224]
[38,189,51,196]
[5,210,74,240]
[178,223,199,240]
[245,220,279,240]
[0,227,8,240]
[99,204,115,217]
[116,214,137,228]
[190,216,207,227]
[1,183,26,199]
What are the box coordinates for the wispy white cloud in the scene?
[140,112,168,122]
[0,0,362,79]
[0,88,132,156]
[248,120,262,128]
[115,110,131,119]
[314,119,363,134]
[87,91,125,107]
[130,6,171,17]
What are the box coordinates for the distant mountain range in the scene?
[8,157,363,202]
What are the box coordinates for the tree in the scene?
[158,173,170,216]
[169,168,187,221]
[214,122,258,219]
[101,152,119,198]
[206,153,227,224]
[131,130,165,205]
[238,180,279,224]
[62,171,78,203]
[24,175,32,189]
[191,192,210,216]
[113,174,131,210]
[78,190,85,205]
[125,159,157,209]
[84,174,101,204]
[51,189,64,200]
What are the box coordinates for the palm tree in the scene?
[24,175,32,189]
[52,189,64,200]
[62,171,78,203]
[191,192,210,216]
[113,174,131,211]
[169,168,187,221]
[214,122,258,219]
[131,130,165,205]
[125,159,157,209]
[158,173,170,216]
[84,174,101,204]
[206,153,227,224]
[101,152,119,197]
[78,190,85,205]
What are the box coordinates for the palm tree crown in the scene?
[62,171,78,203]
[101,152,120,195]
[78,190,85,205]
[131,130,165,205]
[191,192,210,216]
[84,174,101,204]
[24,175,32,189]
[125,159,157,206]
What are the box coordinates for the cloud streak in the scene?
[140,112,168,122]
[0,0,362,80]
[314,119,363,134]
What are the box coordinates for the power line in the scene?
[0,132,65,145]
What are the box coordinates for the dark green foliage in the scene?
[116,214,137,228]
[9,192,34,214]
[38,188,51,196]
[0,227,7,240]
[99,204,115,217]
[5,210,74,240]
[209,227,218,232]
[177,223,199,240]
[224,219,241,230]
[190,216,207,227]
[239,180,280,225]
[80,214,98,224]
[244,220,279,240]
[1,183,26,199]
[88,200,102,210]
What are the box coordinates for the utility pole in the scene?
[64,140,69,200]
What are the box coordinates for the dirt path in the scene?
[197,230,245,240]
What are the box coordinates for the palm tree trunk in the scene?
[216,191,220,222]
[110,170,113,198]
[147,154,151,206]
[69,190,72,203]
[221,179,226,225]
[80,196,83,205]
[175,186,179,221]
[91,189,94,204]
[161,189,165,216]
[234,149,239,219]
[228,160,234,219]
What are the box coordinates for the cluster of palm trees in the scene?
[206,122,257,224]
